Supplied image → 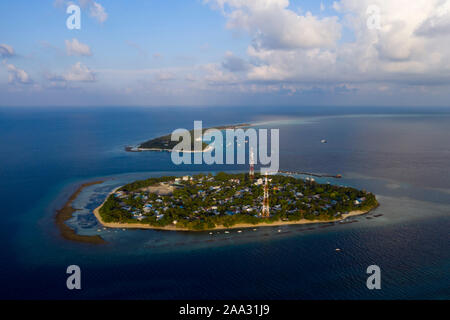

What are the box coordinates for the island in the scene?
[125,123,251,152]
[95,172,379,231]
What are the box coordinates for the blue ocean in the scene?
[0,106,449,299]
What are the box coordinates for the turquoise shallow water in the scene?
[0,106,449,299]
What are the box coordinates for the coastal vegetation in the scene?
[98,173,378,231]
[126,123,250,151]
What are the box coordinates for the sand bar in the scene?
[55,181,106,244]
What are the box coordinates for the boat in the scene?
[321,139,328,144]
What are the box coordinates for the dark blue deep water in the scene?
[0,106,449,299]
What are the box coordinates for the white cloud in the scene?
[155,71,176,81]
[64,62,96,82]
[34,0,450,105]
[78,0,108,23]
[0,44,15,58]
[203,63,240,84]
[89,1,108,23]
[208,0,341,50]
[335,0,450,75]
[415,1,450,37]
[65,38,92,56]
[205,0,450,91]
[3,62,32,85]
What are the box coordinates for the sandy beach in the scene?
[136,144,214,153]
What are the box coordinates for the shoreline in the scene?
[125,123,252,153]
[131,144,215,153]
[93,187,378,232]
[279,170,342,179]
[55,181,107,245]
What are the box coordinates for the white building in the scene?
[254,178,264,186]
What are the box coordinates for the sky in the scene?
[2,0,450,107]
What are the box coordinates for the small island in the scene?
[125,123,251,152]
[95,172,379,231]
